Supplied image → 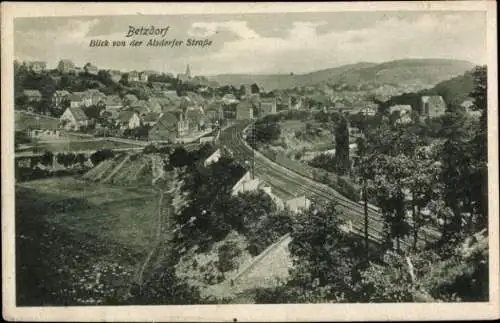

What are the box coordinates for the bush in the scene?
[143,144,159,154]
[217,241,242,273]
[90,149,115,165]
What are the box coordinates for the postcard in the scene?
[2,1,499,322]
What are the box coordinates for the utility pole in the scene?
[251,122,256,180]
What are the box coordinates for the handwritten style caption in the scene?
[88,25,213,48]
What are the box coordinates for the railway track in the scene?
[219,121,441,246]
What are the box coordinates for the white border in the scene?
[2,1,499,321]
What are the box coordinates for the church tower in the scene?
[185,64,191,78]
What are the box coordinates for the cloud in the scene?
[196,13,486,74]
[188,20,260,39]
[14,12,486,75]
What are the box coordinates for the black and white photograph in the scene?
[2,1,498,322]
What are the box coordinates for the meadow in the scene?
[16,177,161,305]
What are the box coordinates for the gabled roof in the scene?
[104,95,122,106]
[69,93,83,101]
[261,97,276,104]
[54,90,70,96]
[421,95,445,105]
[86,89,103,95]
[153,110,184,129]
[67,107,88,121]
[389,104,412,114]
[185,108,204,122]
[117,110,138,123]
[142,112,161,123]
[123,94,139,102]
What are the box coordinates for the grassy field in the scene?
[15,111,59,131]
[16,177,161,306]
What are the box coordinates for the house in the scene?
[222,93,239,105]
[231,171,261,196]
[57,59,75,73]
[231,172,285,210]
[288,96,303,110]
[59,107,89,130]
[261,185,285,210]
[84,63,99,75]
[123,94,139,105]
[185,107,205,132]
[285,196,311,214]
[389,105,413,124]
[69,93,84,108]
[85,89,105,106]
[420,95,446,118]
[52,90,71,109]
[147,97,164,113]
[130,100,150,116]
[128,71,140,82]
[28,61,46,73]
[23,89,42,103]
[117,110,141,129]
[142,112,161,126]
[461,98,482,118]
[260,97,277,115]
[204,102,224,127]
[139,71,150,82]
[148,110,189,142]
[103,95,123,117]
[360,104,377,116]
[236,101,254,120]
[109,70,122,83]
[204,148,222,167]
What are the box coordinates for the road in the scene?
[218,121,440,246]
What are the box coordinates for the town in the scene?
[15,56,489,306]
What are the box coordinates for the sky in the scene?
[14,11,487,76]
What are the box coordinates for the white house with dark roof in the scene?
[117,110,141,129]
[60,107,89,130]
[285,196,311,214]
[69,92,85,108]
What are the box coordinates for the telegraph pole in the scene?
[251,122,256,179]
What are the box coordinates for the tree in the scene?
[250,83,261,94]
[334,114,350,175]
[371,154,412,250]
[355,229,488,302]
[90,149,115,165]
[76,153,86,167]
[468,65,488,230]
[277,201,364,302]
[40,151,53,167]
